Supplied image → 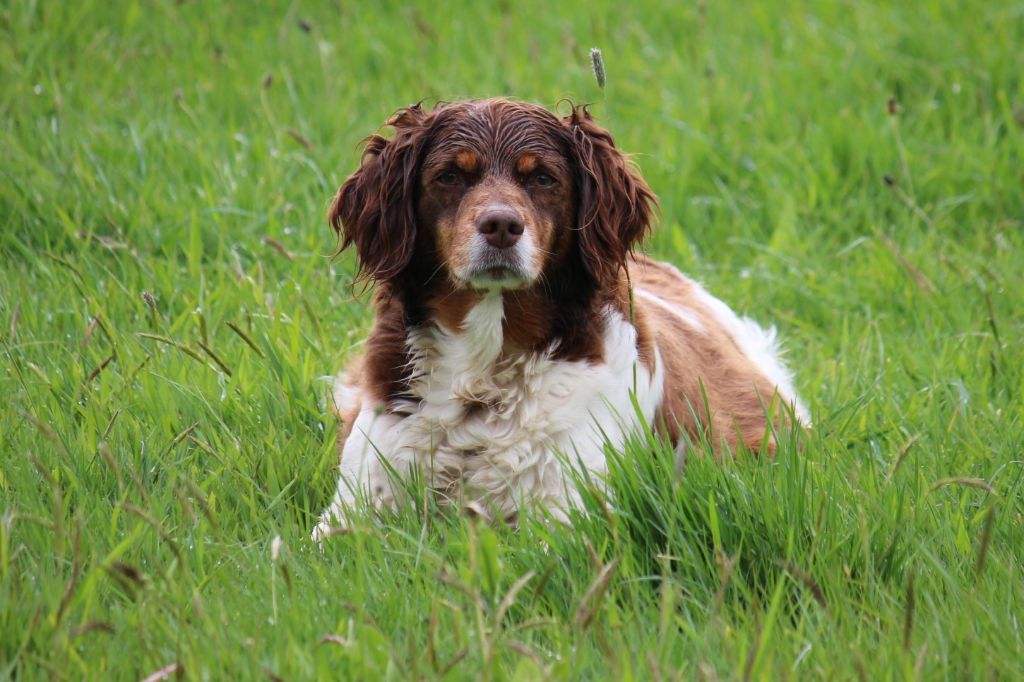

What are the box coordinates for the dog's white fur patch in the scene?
[314,294,662,536]
[634,287,706,333]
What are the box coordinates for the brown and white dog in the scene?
[314,99,807,538]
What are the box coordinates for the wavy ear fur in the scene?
[566,106,657,288]
[328,105,430,283]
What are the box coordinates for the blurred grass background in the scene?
[1,0,1022,678]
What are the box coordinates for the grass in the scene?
[1,0,1022,678]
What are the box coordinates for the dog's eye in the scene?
[532,172,555,188]
[437,170,461,186]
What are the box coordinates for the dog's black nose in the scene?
[476,209,524,249]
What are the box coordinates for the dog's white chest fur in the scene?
[322,292,662,526]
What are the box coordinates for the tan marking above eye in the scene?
[455,150,481,173]
[515,153,539,175]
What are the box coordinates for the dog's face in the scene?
[329,99,655,292]
[416,103,576,290]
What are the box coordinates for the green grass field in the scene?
[2,0,1022,678]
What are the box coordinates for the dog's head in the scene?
[329,99,656,291]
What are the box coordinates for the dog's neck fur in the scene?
[363,256,638,409]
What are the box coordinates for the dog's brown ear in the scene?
[565,106,657,287]
[328,105,430,283]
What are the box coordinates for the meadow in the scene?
[1,0,1022,678]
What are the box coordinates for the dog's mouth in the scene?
[465,265,530,290]
[461,249,532,290]
[479,265,518,280]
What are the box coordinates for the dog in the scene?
[314,99,807,539]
